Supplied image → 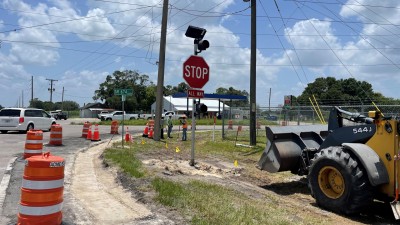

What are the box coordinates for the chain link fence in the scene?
[219,104,400,129]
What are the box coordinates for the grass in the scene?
[103,131,331,225]
[151,178,305,225]
[103,146,145,178]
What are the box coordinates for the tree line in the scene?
[92,70,249,112]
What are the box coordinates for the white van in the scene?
[0,108,56,134]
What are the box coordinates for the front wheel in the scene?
[308,146,374,215]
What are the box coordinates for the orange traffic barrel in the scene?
[18,153,64,225]
[228,120,233,130]
[148,127,153,139]
[49,124,62,146]
[110,121,119,134]
[91,124,101,142]
[81,122,91,138]
[24,130,43,159]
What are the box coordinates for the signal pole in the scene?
[46,78,58,102]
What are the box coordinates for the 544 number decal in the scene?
[353,126,372,134]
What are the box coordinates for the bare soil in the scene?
[103,139,399,225]
[72,139,397,224]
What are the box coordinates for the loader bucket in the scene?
[258,125,328,173]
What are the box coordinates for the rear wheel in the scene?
[308,146,374,214]
[23,124,34,134]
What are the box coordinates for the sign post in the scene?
[182,55,209,166]
[114,89,133,147]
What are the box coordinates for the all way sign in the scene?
[187,89,204,98]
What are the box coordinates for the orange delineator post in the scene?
[49,124,62,146]
[24,130,43,159]
[91,124,101,142]
[18,153,64,225]
[81,122,91,138]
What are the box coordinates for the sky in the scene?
[0,0,400,109]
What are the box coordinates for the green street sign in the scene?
[114,89,133,96]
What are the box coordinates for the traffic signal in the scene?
[198,103,208,113]
[197,40,209,51]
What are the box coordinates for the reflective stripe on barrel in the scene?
[49,124,62,146]
[81,122,91,138]
[24,130,43,159]
[18,154,65,225]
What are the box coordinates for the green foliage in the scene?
[29,98,79,111]
[215,87,249,107]
[164,82,190,96]
[93,70,155,112]
[297,77,398,106]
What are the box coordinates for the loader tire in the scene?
[308,146,374,215]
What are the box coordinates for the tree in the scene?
[215,87,249,107]
[164,82,189,96]
[297,77,378,106]
[93,70,154,112]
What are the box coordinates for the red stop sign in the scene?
[183,55,210,89]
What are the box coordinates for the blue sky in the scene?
[0,0,400,109]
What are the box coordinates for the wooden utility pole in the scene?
[61,87,65,110]
[46,78,58,102]
[154,0,169,141]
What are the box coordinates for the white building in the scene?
[150,95,230,115]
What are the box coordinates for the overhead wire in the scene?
[292,0,399,108]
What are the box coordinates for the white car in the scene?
[0,108,56,134]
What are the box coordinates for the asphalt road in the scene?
[0,119,147,224]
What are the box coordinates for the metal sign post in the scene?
[114,89,133,148]
[190,99,196,166]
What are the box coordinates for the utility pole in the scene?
[61,87,65,110]
[46,78,58,102]
[268,88,271,113]
[244,0,257,146]
[153,0,169,141]
[31,76,33,107]
[22,90,24,108]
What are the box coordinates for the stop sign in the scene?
[183,55,210,89]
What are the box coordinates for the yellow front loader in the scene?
[258,106,400,219]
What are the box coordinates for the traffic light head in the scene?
[197,40,209,51]
[198,103,208,113]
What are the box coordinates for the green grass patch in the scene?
[102,131,331,225]
[151,178,324,225]
[103,146,145,178]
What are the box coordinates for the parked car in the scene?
[0,108,56,134]
[100,111,138,121]
[97,111,112,119]
[50,110,68,120]
[265,115,278,121]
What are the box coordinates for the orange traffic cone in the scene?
[142,124,149,137]
[148,127,153,139]
[125,127,132,142]
[91,124,101,141]
[86,126,92,140]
